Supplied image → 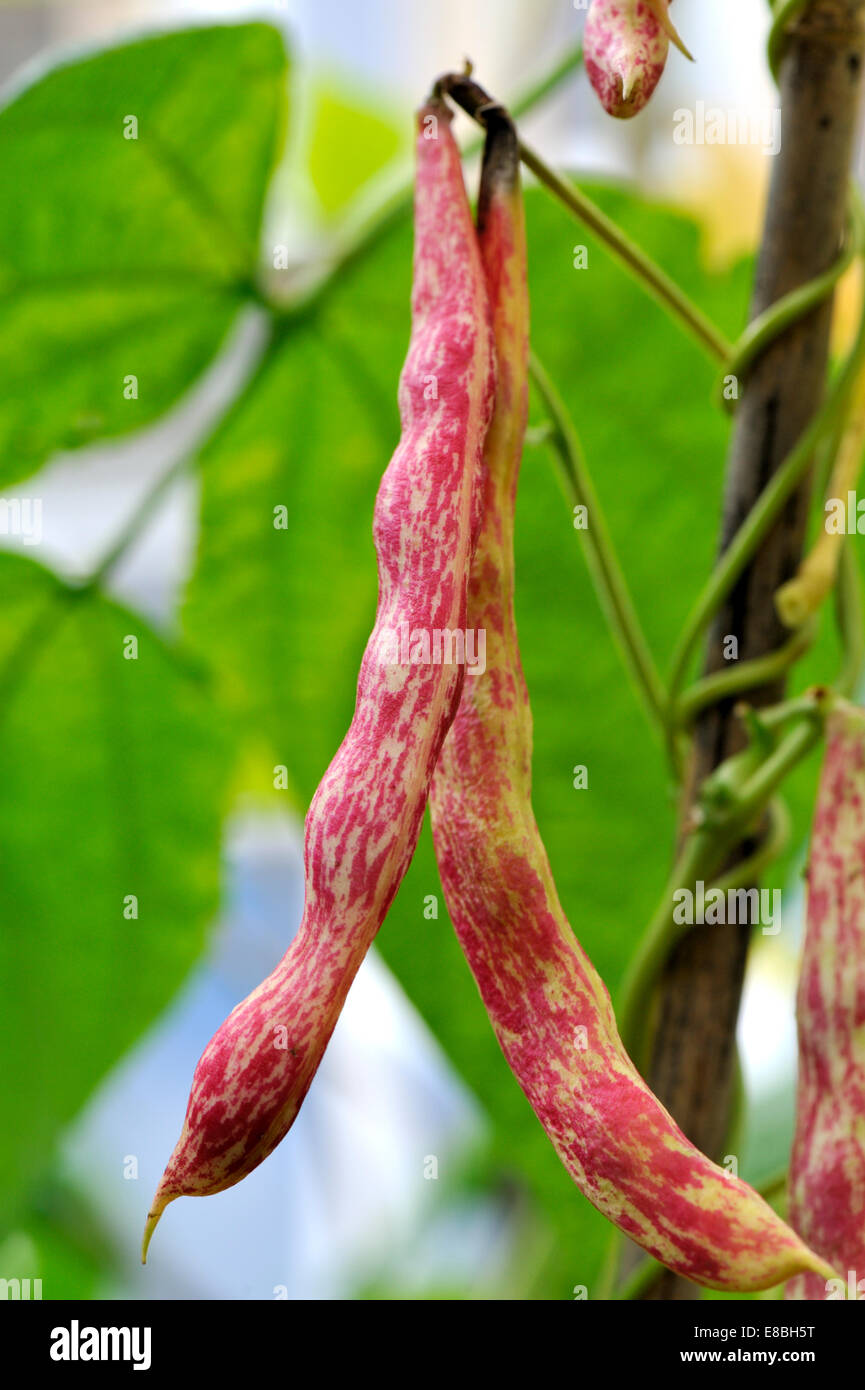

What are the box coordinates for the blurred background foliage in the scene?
[0,3,855,1300]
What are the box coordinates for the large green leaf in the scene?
[0,23,288,484]
[0,555,227,1223]
[183,183,762,1294]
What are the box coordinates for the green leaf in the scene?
[183,182,759,1295]
[185,327,388,804]
[0,23,288,485]
[0,555,227,1223]
[308,86,403,216]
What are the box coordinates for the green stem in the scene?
[435,70,731,364]
[721,206,859,406]
[530,352,670,741]
[739,689,826,731]
[619,795,791,1064]
[669,170,865,703]
[836,539,865,697]
[668,300,865,705]
[673,617,817,727]
[733,710,824,826]
[508,46,586,121]
[516,145,731,364]
[709,798,792,894]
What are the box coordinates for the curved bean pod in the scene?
[429,110,835,1293]
[142,101,495,1260]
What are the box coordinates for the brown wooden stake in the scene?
[642,0,865,1300]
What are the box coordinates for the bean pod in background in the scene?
[787,702,865,1301]
[142,101,495,1260]
[429,110,835,1292]
[584,0,690,119]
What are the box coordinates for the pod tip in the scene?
[141,1189,175,1265]
[649,0,694,61]
[619,69,637,106]
[809,1254,842,1287]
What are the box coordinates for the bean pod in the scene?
[429,111,835,1292]
[142,101,495,1260]
[584,0,687,119]
[787,702,865,1300]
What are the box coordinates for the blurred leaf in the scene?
[308,86,402,216]
[185,325,387,804]
[0,1176,115,1299]
[184,183,761,1294]
[0,555,227,1223]
[0,23,288,485]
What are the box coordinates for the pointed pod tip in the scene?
[141,1189,175,1265]
[619,70,637,105]
[774,1233,839,1293]
[648,0,694,60]
[809,1254,842,1288]
[604,65,654,119]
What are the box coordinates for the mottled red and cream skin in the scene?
[584,0,673,118]
[787,704,865,1300]
[429,117,835,1293]
[142,102,495,1260]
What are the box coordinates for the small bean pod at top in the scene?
[584,0,690,119]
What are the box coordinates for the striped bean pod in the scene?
[787,702,865,1301]
[142,101,495,1260]
[584,0,687,119]
[429,111,835,1292]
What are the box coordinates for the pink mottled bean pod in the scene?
[584,0,688,119]
[142,101,495,1260]
[429,111,835,1293]
[787,702,865,1301]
